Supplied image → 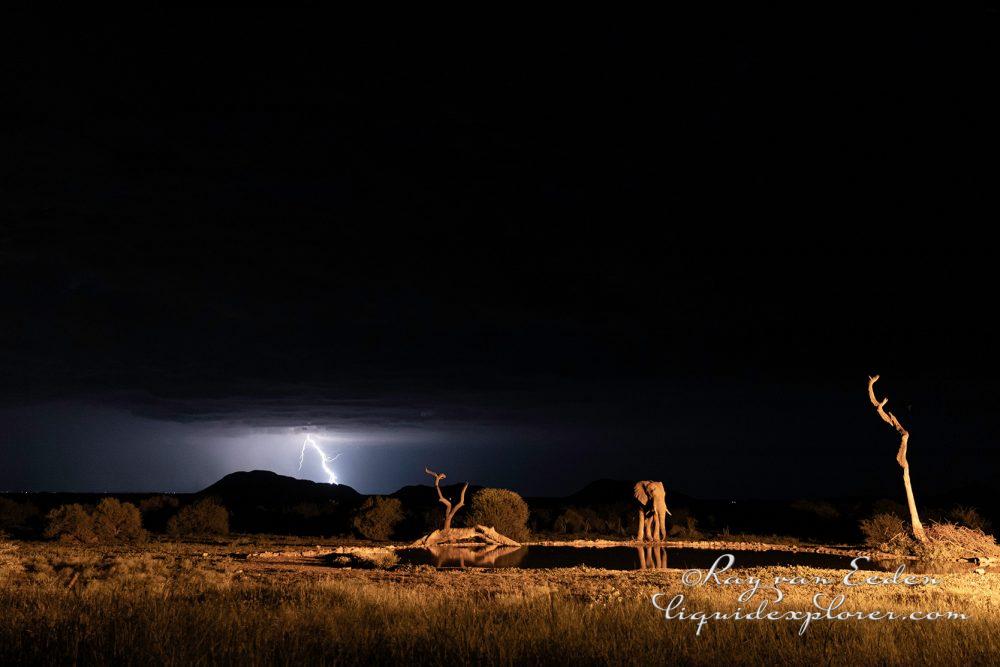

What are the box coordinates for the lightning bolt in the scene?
[298,434,341,484]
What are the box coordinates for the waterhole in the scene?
[395,545,974,573]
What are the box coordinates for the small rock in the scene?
[975,568,986,575]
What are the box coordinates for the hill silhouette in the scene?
[199,470,362,505]
[560,479,696,508]
[195,470,363,535]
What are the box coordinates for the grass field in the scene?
[1,538,997,665]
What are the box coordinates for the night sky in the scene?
[2,11,999,498]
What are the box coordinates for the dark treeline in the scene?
[1,472,996,544]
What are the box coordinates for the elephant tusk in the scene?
[665,508,672,516]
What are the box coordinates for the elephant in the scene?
[633,480,671,542]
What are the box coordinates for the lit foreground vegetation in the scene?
[2,539,1000,665]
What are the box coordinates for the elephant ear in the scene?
[633,481,649,505]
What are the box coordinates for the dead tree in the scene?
[867,375,927,543]
[412,468,520,547]
[425,467,468,530]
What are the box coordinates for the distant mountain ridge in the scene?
[389,482,483,508]
[192,470,363,534]
[198,470,362,504]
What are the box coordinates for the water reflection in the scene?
[426,545,527,568]
[395,546,964,572]
[636,546,669,569]
[872,558,978,575]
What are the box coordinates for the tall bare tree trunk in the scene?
[867,375,927,542]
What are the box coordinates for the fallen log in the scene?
[410,524,520,547]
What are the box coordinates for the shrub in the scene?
[593,504,629,536]
[667,509,703,540]
[0,498,41,532]
[920,522,999,560]
[463,488,530,542]
[168,499,230,536]
[554,508,587,534]
[861,513,999,560]
[947,506,992,534]
[44,504,97,544]
[859,513,915,555]
[352,497,404,541]
[577,508,609,534]
[44,500,146,544]
[139,495,180,513]
[601,514,626,536]
[528,507,554,533]
[552,506,624,536]
[139,495,181,532]
[139,496,180,514]
[790,499,841,520]
[92,498,147,542]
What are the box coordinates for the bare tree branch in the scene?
[425,467,449,508]
[425,467,467,530]
[868,375,909,467]
[453,482,468,517]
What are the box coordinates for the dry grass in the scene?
[921,523,1000,560]
[1,540,998,665]
[862,514,1000,560]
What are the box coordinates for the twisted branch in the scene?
[425,467,468,530]
[867,375,908,467]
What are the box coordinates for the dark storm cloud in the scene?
[3,12,1000,495]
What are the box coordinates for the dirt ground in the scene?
[4,536,999,665]
[15,535,979,594]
